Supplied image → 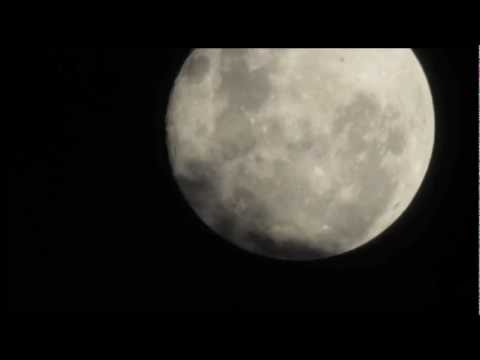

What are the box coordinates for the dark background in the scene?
[8,48,478,312]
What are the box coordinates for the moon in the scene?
[166,48,434,260]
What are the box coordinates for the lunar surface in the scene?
[166,48,434,260]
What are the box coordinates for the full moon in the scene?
[166,48,434,260]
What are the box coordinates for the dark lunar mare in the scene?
[175,159,223,219]
[327,91,400,244]
[211,49,275,162]
[183,53,210,83]
[240,230,333,260]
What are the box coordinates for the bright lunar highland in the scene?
[166,48,434,260]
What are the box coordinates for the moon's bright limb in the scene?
[166,48,434,260]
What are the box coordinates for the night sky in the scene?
[7,48,478,312]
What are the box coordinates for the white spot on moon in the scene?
[166,48,435,260]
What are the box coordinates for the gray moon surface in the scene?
[166,48,434,260]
